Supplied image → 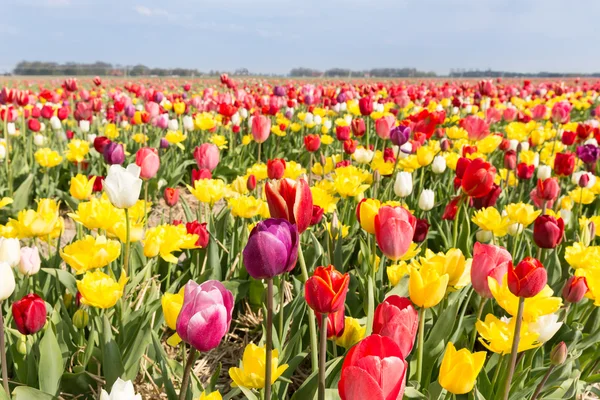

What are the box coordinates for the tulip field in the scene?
[1,76,600,400]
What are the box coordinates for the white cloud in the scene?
[134,5,152,16]
[133,5,176,20]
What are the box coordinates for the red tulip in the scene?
[358,97,373,116]
[372,296,418,356]
[317,308,345,339]
[471,243,512,298]
[562,130,577,146]
[336,125,351,141]
[533,215,564,249]
[412,218,429,243]
[304,134,321,152]
[442,196,461,221]
[12,294,47,335]
[164,187,179,207]
[135,147,160,180]
[90,175,104,192]
[504,150,516,170]
[460,115,490,141]
[472,183,501,209]
[185,221,209,248]
[310,205,324,226]
[192,168,212,184]
[508,257,547,298]
[554,152,575,176]
[461,158,496,198]
[343,139,357,155]
[40,105,53,120]
[516,163,534,180]
[562,276,588,303]
[265,178,313,233]
[27,118,41,132]
[374,206,416,260]
[57,107,70,120]
[338,335,407,400]
[305,265,350,314]
[246,174,257,191]
[351,118,366,137]
[533,178,560,205]
[93,136,111,154]
[267,158,286,180]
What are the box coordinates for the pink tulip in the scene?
[157,115,169,129]
[471,242,512,298]
[176,280,233,352]
[460,115,490,141]
[551,101,572,124]
[372,296,418,357]
[251,115,271,143]
[193,143,220,171]
[135,148,160,180]
[374,206,417,261]
[375,115,396,139]
[531,104,547,121]
[503,107,517,122]
[145,101,160,117]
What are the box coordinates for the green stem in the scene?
[278,275,285,343]
[530,365,554,400]
[416,307,426,385]
[124,208,131,275]
[366,274,375,336]
[470,298,487,350]
[503,297,525,400]
[318,313,327,400]
[453,200,462,247]
[3,112,12,196]
[297,244,319,372]
[0,305,9,396]
[179,346,197,400]
[265,278,274,400]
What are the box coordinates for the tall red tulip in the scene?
[12,294,47,335]
[267,158,286,180]
[338,334,407,400]
[305,265,350,314]
[317,308,345,339]
[265,178,313,233]
[304,134,321,152]
[374,206,416,260]
[372,296,418,356]
[358,97,373,116]
[533,215,564,249]
[554,152,575,176]
[562,276,588,303]
[508,257,547,298]
[461,158,496,198]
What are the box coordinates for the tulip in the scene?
[413,218,430,243]
[562,276,588,303]
[77,270,127,309]
[94,136,111,153]
[418,189,434,211]
[533,215,564,249]
[336,125,351,141]
[0,237,20,267]
[432,155,446,174]
[471,242,512,298]
[135,147,160,179]
[409,265,449,308]
[438,342,486,394]
[351,118,366,137]
[528,313,562,343]
[338,335,407,400]
[461,158,496,198]
[393,171,413,198]
[192,168,212,184]
[390,125,410,147]
[517,163,534,180]
[353,147,374,164]
[18,246,41,276]
[551,101,571,124]
[193,143,220,171]
[460,115,490,141]
[553,152,575,176]
[372,296,418,356]
[358,97,373,116]
[246,174,257,191]
[335,317,366,349]
[375,115,395,139]
[103,142,125,165]
[0,262,15,301]
[251,115,271,143]
[243,219,299,279]
[70,174,96,200]
[176,280,233,352]
[12,294,47,335]
[304,134,321,152]
[577,144,600,165]
[550,342,568,366]
[343,139,357,155]
[104,164,143,209]
[534,178,560,203]
[316,307,345,338]
[375,206,416,261]
[310,205,324,226]
[229,343,289,389]
[100,378,142,400]
[164,187,179,207]
[265,178,313,234]
[199,391,222,400]
[508,257,547,298]
[184,221,210,248]
[305,265,350,314]
[356,198,380,234]
[267,158,286,180]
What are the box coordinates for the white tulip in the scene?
[304,113,314,124]
[465,105,472,113]
[79,120,90,133]
[313,115,322,125]
[87,134,97,143]
[18,246,41,276]
[560,209,572,225]
[33,134,45,147]
[182,115,194,131]
[508,139,519,152]
[100,378,142,400]
[585,138,598,146]
[394,172,413,198]
[528,313,562,343]
[0,237,20,268]
[376,103,384,113]
[418,189,434,211]
[432,156,447,174]
[341,102,348,112]
[7,123,16,136]
[353,147,374,164]
[332,104,340,113]
[519,141,530,151]
[239,108,248,119]
[103,164,143,209]
[476,230,493,243]
[120,121,129,129]
[452,107,459,115]
[324,119,332,130]
[572,171,596,188]
[0,144,5,160]
[0,262,15,301]
[507,223,524,236]
[537,165,552,180]
[231,113,241,126]
[168,119,179,131]
[135,104,143,111]
[40,122,46,132]
[436,104,444,112]
[344,113,352,124]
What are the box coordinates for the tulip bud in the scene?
[579,173,590,188]
[475,230,493,243]
[508,257,547,298]
[330,212,340,240]
[440,139,451,152]
[17,334,27,355]
[267,159,286,180]
[418,189,434,211]
[0,237,21,268]
[504,150,517,170]
[64,293,73,308]
[537,165,552,180]
[18,246,41,276]
[246,174,257,191]
[550,342,568,366]
[394,172,413,198]
[163,188,179,207]
[562,276,588,303]
[73,309,89,329]
[310,205,324,226]
[0,262,15,301]
[432,155,447,174]
[413,218,430,243]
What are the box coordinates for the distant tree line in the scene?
[13,61,205,77]
[449,69,600,78]
[289,67,437,78]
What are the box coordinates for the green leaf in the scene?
[151,332,178,400]
[238,386,259,400]
[101,314,125,391]
[11,173,34,212]
[13,387,57,400]
[41,268,78,295]
[404,387,428,399]
[291,357,343,400]
[122,325,152,380]
[38,325,64,396]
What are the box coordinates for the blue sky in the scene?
[2,0,599,75]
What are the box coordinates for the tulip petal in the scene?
[186,304,228,352]
[339,366,385,400]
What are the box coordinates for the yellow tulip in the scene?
[34,148,63,168]
[65,139,90,163]
[504,202,541,227]
[199,391,222,400]
[409,266,449,308]
[143,224,199,263]
[476,314,541,355]
[104,124,119,139]
[210,134,228,150]
[161,288,185,346]
[311,187,339,214]
[70,174,96,200]
[165,130,187,147]
[357,198,380,234]
[422,248,472,289]
[569,188,596,205]
[227,196,269,219]
[387,262,409,286]
[335,317,366,349]
[416,146,435,167]
[439,342,486,394]
[77,270,127,309]
[229,344,288,389]
[173,101,186,115]
[187,179,227,205]
[471,207,510,237]
[60,235,121,274]
[282,161,306,180]
[0,197,13,209]
[488,276,562,322]
[7,199,60,238]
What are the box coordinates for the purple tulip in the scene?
[337,92,347,103]
[157,115,169,129]
[577,144,600,165]
[160,138,169,149]
[124,105,136,118]
[103,142,125,165]
[243,218,299,279]
[390,125,411,147]
[155,92,164,103]
[273,86,286,97]
[176,280,233,352]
